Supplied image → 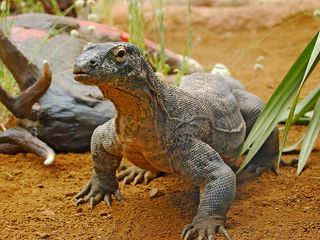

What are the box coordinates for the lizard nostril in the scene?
[89,59,98,66]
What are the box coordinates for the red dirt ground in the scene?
[0,3,320,240]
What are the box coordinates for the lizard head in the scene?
[73,42,146,87]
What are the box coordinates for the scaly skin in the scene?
[73,42,279,240]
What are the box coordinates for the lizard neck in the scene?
[98,69,168,144]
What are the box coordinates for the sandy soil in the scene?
[1,3,320,240]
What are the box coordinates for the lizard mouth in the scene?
[74,74,96,86]
[73,70,92,82]
[73,70,100,86]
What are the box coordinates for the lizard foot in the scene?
[280,158,298,167]
[246,153,279,176]
[182,216,232,240]
[249,157,300,175]
[117,164,159,185]
[75,173,123,209]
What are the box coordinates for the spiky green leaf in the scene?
[297,97,320,175]
[237,32,320,174]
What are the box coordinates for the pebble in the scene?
[65,191,77,197]
[313,10,320,17]
[87,0,96,6]
[4,172,13,181]
[149,188,163,198]
[256,55,265,62]
[254,63,264,71]
[87,25,96,32]
[100,212,108,217]
[221,31,234,38]
[70,29,80,37]
[100,212,112,219]
[42,209,55,218]
[75,0,85,8]
[88,13,99,22]
[303,206,310,212]
[35,232,49,239]
[211,63,231,76]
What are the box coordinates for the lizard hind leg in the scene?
[246,127,279,176]
[233,89,279,175]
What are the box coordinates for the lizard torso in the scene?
[99,71,246,173]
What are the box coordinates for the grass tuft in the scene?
[128,0,145,52]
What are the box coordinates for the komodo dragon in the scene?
[73,42,279,239]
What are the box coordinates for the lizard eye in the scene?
[114,46,127,63]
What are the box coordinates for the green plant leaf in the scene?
[304,110,314,119]
[282,134,305,153]
[297,96,320,175]
[279,84,320,123]
[279,32,320,167]
[236,32,320,174]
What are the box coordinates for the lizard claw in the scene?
[76,198,85,206]
[113,189,124,202]
[104,194,112,207]
[117,165,159,186]
[217,225,232,240]
[75,173,123,209]
[246,164,278,176]
[182,216,232,240]
[75,180,91,199]
[89,197,95,209]
[280,158,298,167]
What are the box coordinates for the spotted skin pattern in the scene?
[73,42,279,240]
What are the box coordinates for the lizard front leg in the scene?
[75,119,123,208]
[172,138,236,240]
